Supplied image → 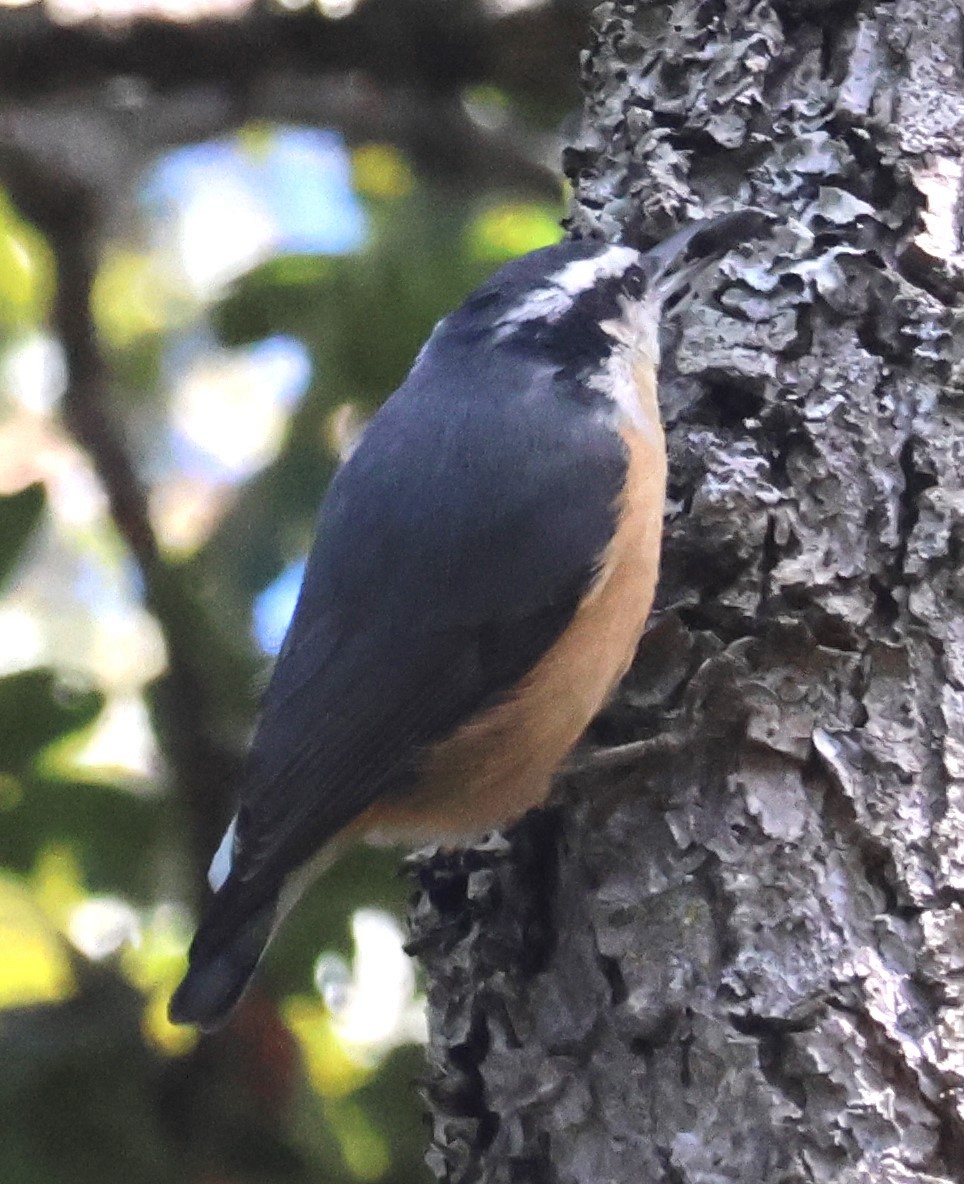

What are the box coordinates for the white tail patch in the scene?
[208,814,238,892]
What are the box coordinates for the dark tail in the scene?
[168,890,278,1030]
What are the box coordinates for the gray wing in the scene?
[170,354,629,1027]
[230,367,628,888]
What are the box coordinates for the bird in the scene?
[169,210,770,1029]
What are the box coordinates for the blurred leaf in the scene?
[188,393,338,639]
[0,188,53,332]
[327,1097,392,1182]
[0,873,76,1008]
[463,83,512,112]
[92,247,182,403]
[352,145,415,201]
[468,199,563,261]
[121,906,198,1057]
[0,970,177,1184]
[93,249,182,350]
[148,559,261,726]
[121,906,190,996]
[214,255,338,347]
[237,119,280,162]
[0,671,162,905]
[357,1044,433,1184]
[283,997,373,1099]
[201,190,497,630]
[106,330,165,400]
[0,774,163,900]
[265,847,409,1000]
[0,482,44,590]
[31,844,85,928]
[141,986,197,1057]
[222,1123,307,1181]
[289,1041,431,1184]
[0,669,102,774]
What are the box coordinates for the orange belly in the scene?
[359,422,666,846]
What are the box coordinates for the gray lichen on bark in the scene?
[411,1,964,1180]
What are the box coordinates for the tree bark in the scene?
[413,1,964,1180]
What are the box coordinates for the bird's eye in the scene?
[621,267,646,299]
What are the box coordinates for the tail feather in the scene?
[169,893,277,1030]
[170,843,340,1029]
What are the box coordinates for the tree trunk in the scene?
[412,1,964,1180]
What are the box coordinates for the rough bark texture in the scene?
[412,2,964,1181]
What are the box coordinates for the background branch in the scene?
[0,0,591,104]
[46,190,243,887]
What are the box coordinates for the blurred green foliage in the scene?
[0,123,563,1184]
[0,191,53,339]
[202,184,561,633]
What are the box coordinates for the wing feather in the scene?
[226,356,629,889]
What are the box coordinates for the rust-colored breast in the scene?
[360,413,667,847]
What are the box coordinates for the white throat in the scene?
[593,293,663,437]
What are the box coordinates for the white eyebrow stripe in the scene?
[496,244,641,331]
[549,245,641,298]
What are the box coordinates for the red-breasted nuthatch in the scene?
[170,210,770,1028]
